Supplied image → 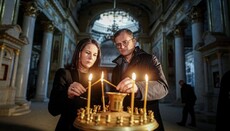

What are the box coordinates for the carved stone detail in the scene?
[24,2,39,17]
[189,6,203,23]
[173,26,185,37]
[42,21,54,32]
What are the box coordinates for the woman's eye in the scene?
[86,51,90,55]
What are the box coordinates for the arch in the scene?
[87,8,140,43]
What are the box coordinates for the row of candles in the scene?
[86,72,149,116]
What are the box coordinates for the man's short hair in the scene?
[113,28,133,42]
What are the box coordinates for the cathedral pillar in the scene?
[190,6,205,110]
[0,0,19,24]
[203,57,209,93]
[15,2,38,103]
[10,50,20,88]
[173,25,186,99]
[216,52,223,77]
[0,45,6,70]
[35,21,54,101]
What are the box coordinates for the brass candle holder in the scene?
[73,72,158,131]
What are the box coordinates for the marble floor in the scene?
[0,102,216,131]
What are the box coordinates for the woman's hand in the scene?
[116,77,138,93]
[68,82,86,99]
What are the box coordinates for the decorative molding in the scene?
[189,6,203,23]
[24,2,39,17]
[173,25,186,37]
[41,21,54,32]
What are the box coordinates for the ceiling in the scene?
[66,0,174,29]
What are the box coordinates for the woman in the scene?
[48,38,102,131]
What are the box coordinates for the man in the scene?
[110,28,169,131]
[177,80,197,127]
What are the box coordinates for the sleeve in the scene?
[136,55,169,101]
[48,68,71,116]
[136,81,168,101]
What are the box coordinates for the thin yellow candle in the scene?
[104,79,116,88]
[87,73,92,116]
[144,74,148,114]
[85,79,100,89]
[131,73,136,115]
[101,71,106,112]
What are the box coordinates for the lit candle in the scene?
[131,73,136,116]
[144,74,148,114]
[87,73,92,116]
[101,71,106,112]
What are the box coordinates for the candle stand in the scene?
[73,78,158,131]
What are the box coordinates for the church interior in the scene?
[0,0,230,130]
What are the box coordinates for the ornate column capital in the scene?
[173,25,185,37]
[204,56,209,63]
[216,51,222,59]
[0,44,6,50]
[24,2,39,17]
[15,49,20,56]
[189,6,203,23]
[41,21,55,32]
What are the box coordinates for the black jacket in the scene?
[48,68,102,131]
[180,83,197,105]
[111,46,168,131]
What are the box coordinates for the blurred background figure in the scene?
[177,80,197,127]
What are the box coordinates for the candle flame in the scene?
[145,74,148,81]
[88,73,93,81]
[132,73,136,80]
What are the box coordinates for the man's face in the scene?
[114,32,136,57]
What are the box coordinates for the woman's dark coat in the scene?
[48,68,102,131]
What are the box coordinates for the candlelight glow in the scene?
[87,73,92,119]
[101,71,104,81]
[131,72,136,116]
[101,71,106,112]
[132,73,136,80]
[88,73,93,81]
[145,74,148,81]
[144,74,149,115]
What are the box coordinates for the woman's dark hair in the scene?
[65,38,101,70]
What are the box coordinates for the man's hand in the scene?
[116,77,138,93]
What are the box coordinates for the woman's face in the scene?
[79,43,99,69]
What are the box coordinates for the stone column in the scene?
[203,57,209,92]
[190,6,205,110]
[174,26,186,99]
[35,21,54,101]
[203,57,210,112]
[217,52,223,77]
[60,33,69,68]
[0,45,5,71]
[10,49,20,88]
[15,2,38,103]
[0,0,18,24]
[13,0,20,24]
